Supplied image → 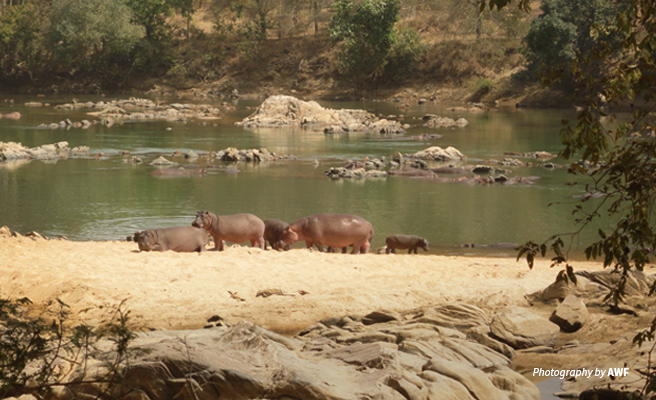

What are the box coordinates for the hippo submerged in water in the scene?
[192,210,265,251]
[281,213,373,254]
[136,226,209,252]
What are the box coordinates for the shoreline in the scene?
[1,233,607,333]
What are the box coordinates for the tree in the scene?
[328,0,401,80]
[483,0,656,395]
[0,0,49,83]
[124,0,193,45]
[522,0,622,81]
[46,0,145,76]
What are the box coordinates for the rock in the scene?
[0,141,70,161]
[362,310,401,325]
[239,95,405,134]
[411,146,466,161]
[21,301,542,400]
[489,306,560,349]
[549,294,589,332]
[149,156,178,166]
[423,115,469,128]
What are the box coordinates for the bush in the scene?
[0,1,49,83]
[46,0,145,76]
[522,0,622,82]
[384,27,425,80]
[0,297,136,399]
[328,0,401,80]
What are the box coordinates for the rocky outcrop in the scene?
[422,114,469,128]
[0,141,72,161]
[238,95,406,134]
[324,167,388,180]
[411,146,466,161]
[53,304,539,400]
[45,98,222,125]
[211,147,286,162]
[489,306,560,349]
[549,294,589,332]
[526,269,655,306]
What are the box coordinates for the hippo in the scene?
[263,219,291,251]
[126,232,142,242]
[192,211,265,251]
[3,112,20,120]
[281,213,373,254]
[136,226,209,252]
[385,235,430,254]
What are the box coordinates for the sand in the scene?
[1,234,607,334]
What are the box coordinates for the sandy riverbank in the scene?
[0,232,609,334]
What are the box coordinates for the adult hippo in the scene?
[192,211,265,251]
[263,219,291,251]
[281,214,373,254]
[385,234,430,254]
[137,226,209,252]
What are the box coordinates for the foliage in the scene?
[482,0,656,396]
[124,0,193,44]
[46,0,145,76]
[0,0,49,82]
[328,0,403,80]
[522,0,622,82]
[384,27,425,80]
[0,297,137,399]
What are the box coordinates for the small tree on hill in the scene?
[328,0,400,80]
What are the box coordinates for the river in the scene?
[0,94,610,257]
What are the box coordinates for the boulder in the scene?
[423,115,469,128]
[239,95,405,134]
[489,306,559,349]
[549,294,589,332]
[411,146,466,161]
[57,306,540,400]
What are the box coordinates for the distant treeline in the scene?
[0,0,623,93]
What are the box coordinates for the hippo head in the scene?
[280,226,299,245]
[420,239,430,252]
[192,211,212,229]
[137,230,156,251]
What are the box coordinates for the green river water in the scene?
[0,94,611,257]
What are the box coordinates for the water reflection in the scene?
[0,95,606,257]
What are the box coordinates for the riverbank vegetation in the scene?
[0,0,583,103]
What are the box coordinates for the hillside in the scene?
[1,0,568,106]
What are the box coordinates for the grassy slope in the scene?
[132,3,565,105]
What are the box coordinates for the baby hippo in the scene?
[263,219,291,251]
[137,226,209,252]
[385,234,430,254]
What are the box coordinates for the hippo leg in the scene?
[351,241,364,254]
[305,239,314,249]
[215,239,225,251]
[386,246,392,254]
[251,237,265,249]
[314,243,325,252]
[362,241,371,254]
